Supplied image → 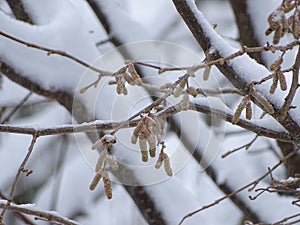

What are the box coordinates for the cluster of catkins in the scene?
[89,134,118,199]
[109,62,143,95]
[232,89,275,124]
[131,114,165,162]
[269,56,287,94]
[266,0,300,44]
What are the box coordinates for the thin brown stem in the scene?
[179,149,299,225]
[0,134,38,223]
[0,31,111,76]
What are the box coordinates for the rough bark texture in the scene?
[6,0,33,24]
[229,0,262,64]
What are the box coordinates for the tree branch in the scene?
[171,0,300,143]
[6,0,33,24]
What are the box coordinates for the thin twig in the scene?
[277,47,300,121]
[178,149,299,225]
[1,91,32,123]
[0,134,38,223]
[221,135,258,158]
[0,30,111,76]
[0,200,80,225]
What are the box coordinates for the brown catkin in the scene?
[128,64,142,86]
[251,90,275,114]
[232,96,249,124]
[202,66,211,81]
[155,152,164,169]
[163,153,172,176]
[269,72,279,94]
[103,171,112,199]
[131,120,144,144]
[181,93,190,110]
[270,58,283,71]
[139,137,148,162]
[279,72,287,91]
[95,150,106,172]
[147,134,156,158]
[89,171,102,191]
[174,79,187,97]
[292,13,300,39]
[245,102,252,120]
[123,72,135,85]
[273,26,282,44]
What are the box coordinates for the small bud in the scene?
[163,153,172,176]
[279,72,287,91]
[246,102,252,120]
[203,66,211,81]
[251,90,275,114]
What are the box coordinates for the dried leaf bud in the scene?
[95,150,107,172]
[89,171,102,191]
[251,90,275,114]
[232,95,249,124]
[147,134,156,158]
[102,170,112,199]
[187,86,198,97]
[270,58,283,71]
[155,152,164,169]
[269,72,279,94]
[173,79,187,97]
[163,153,172,176]
[105,154,119,171]
[181,93,190,111]
[139,137,148,162]
[128,64,142,86]
[245,102,252,120]
[279,72,287,91]
[203,66,211,81]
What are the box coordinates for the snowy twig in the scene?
[221,135,258,158]
[179,148,299,224]
[0,135,38,222]
[0,200,80,225]
[1,91,32,124]
[0,30,111,76]
[277,47,300,121]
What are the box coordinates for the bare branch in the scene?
[0,200,80,225]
